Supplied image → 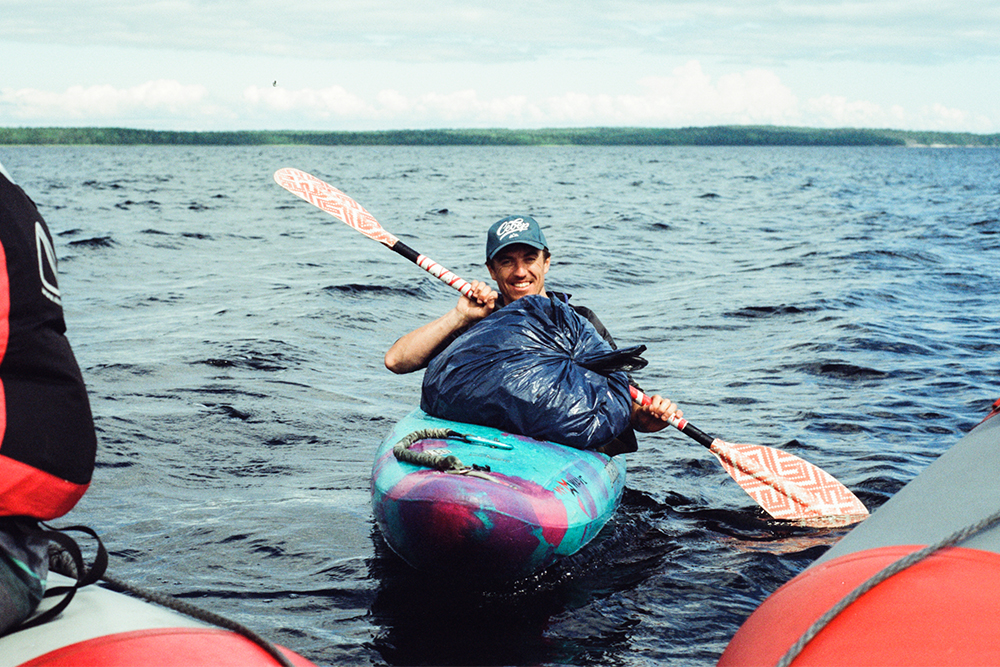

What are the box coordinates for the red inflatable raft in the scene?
[720,399,1000,666]
[2,572,316,667]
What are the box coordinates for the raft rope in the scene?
[99,573,296,667]
[392,428,496,481]
[45,532,296,667]
[775,505,1000,667]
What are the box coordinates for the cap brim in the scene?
[487,239,548,261]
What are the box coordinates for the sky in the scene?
[1,1,997,133]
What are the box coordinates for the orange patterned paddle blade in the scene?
[274,168,474,298]
[274,167,400,247]
[709,438,869,524]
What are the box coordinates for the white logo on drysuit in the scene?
[495,217,531,241]
[36,221,61,305]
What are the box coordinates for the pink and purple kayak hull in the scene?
[371,409,626,583]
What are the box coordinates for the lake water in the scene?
[2,144,998,666]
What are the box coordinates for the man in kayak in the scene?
[0,160,97,634]
[385,214,682,454]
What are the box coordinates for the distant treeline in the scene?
[2,125,998,147]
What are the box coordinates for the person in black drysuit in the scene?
[0,160,97,634]
[384,214,682,455]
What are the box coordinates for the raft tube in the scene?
[370,409,627,583]
[2,573,316,667]
[719,400,1000,666]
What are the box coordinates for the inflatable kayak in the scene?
[370,409,627,583]
[1,572,316,667]
[719,399,1000,666]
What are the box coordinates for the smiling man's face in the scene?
[487,244,550,303]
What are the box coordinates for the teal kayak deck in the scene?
[371,409,627,583]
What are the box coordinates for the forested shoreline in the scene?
[2,125,998,147]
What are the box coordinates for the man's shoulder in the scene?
[548,291,598,319]
[547,292,616,347]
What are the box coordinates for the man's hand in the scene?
[384,280,498,374]
[457,280,498,324]
[630,394,682,433]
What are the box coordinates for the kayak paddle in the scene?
[273,167,869,524]
[630,386,868,522]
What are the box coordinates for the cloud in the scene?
[3,1,998,66]
[0,80,219,123]
[2,63,993,133]
[803,95,900,128]
[243,84,546,126]
[238,61,810,128]
[801,95,995,133]
[243,85,371,118]
[618,62,801,125]
[2,2,996,133]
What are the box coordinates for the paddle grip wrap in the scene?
[630,385,713,447]
[392,241,473,298]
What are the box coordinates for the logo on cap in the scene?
[495,217,530,240]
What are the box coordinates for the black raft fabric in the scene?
[421,294,639,450]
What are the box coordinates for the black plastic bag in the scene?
[420,294,643,450]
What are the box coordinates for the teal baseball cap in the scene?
[486,215,549,262]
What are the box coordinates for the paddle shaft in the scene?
[630,386,714,447]
[389,240,475,299]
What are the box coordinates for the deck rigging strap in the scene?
[775,506,1000,667]
[393,428,495,480]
